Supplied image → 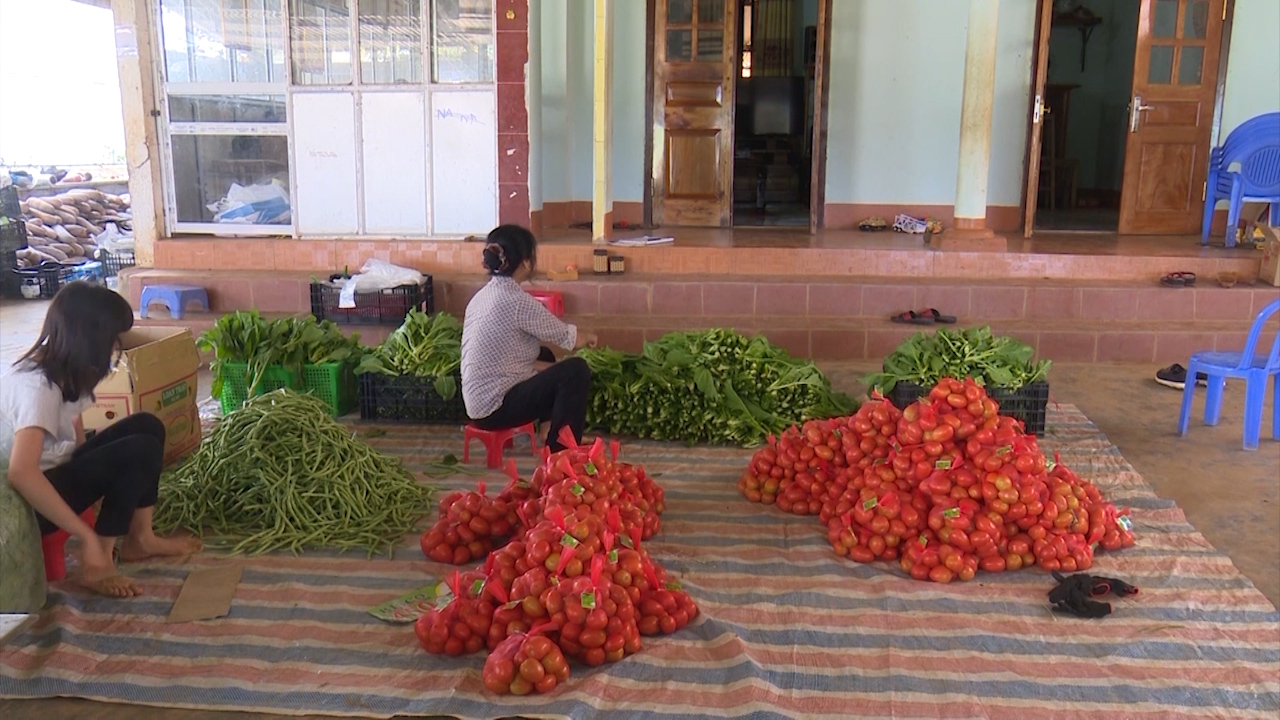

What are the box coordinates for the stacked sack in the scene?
[740,378,1135,583]
[16,190,131,267]
[415,430,697,695]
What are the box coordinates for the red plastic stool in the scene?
[42,507,97,582]
[528,290,565,318]
[463,422,539,469]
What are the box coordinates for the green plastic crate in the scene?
[218,362,357,417]
[300,362,358,417]
[219,363,301,415]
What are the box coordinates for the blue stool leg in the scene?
[1272,374,1280,441]
[169,295,183,320]
[1178,370,1196,436]
[1242,372,1265,451]
[1204,373,1226,426]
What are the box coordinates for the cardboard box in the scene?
[1259,224,1280,288]
[82,327,201,464]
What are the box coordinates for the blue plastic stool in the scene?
[139,284,209,320]
[1178,298,1280,450]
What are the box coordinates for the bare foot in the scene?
[119,534,203,562]
[79,570,141,598]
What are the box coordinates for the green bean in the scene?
[153,390,434,557]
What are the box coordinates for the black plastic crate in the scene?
[358,372,467,424]
[885,380,1050,436]
[14,262,73,299]
[310,276,434,325]
[0,185,19,219]
[1,250,20,299]
[0,216,27,253]
[98,249,136,277]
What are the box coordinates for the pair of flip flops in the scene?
[891,308,957,325]
[1160,272,1197,287]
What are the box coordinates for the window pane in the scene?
[1178,46,1204,84]
[667,30,692,61]
[1153,0,1178,38]
[170,135,290,224]
[290,0,353,85]
[168,95,286,122]
[1184,0,1209,39]
[361,0,423,84]
[696,30,723,61]
[668,0,692,24]
[160,0,286,83]
[1148,45,1174,83]
[432,0,494,84]
[698,0,724,24]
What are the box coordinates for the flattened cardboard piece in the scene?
[168,565,242,623]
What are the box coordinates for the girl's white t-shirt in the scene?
[0,365,92,471]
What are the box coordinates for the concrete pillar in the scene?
[591,0,614,244]
[111,0,165,267]
[952,0,1000,231]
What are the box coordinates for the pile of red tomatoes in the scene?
[415,429,698,695]
[739,378,1135,583]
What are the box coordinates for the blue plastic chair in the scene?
[1178,299,1280,450]
[1200,112,1280,247]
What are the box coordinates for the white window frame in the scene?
[152,0,499,239]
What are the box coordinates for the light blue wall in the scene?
[611,0,647,203]
[539,0,571,204]
[1220,0,1280,138]
[823,0,1035,208]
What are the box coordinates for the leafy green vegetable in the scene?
[865,326,1051,393]
[355,311,462,401]
[579,329,854,447]
[199,312,363,399]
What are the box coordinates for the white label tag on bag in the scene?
[338,276,358,309]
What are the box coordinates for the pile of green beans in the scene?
[154,391,433,557]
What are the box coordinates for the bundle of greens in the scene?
[154,391,433,557]
[199,311,364,399]
[579,329,854,447]
[355,311,462,400]
[865,326,1051,393]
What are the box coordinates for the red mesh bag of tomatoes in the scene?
[420,482,519,565]
[552,554,643,667]
[637,581,699,637]
[482,625,571,696]
[414,571,498,656]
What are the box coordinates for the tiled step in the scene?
[568,315,1264,365]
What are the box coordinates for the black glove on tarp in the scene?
[1048,572,1140,618]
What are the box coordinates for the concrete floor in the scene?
[1,298,1276,720]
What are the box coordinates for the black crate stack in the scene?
[1,185,27,299]
[310,275,434,326]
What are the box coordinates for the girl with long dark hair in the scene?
[1,282,201,597]
[462,225,598,452]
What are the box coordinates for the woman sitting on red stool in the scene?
[1,283,202,598]
[462,225,598,452]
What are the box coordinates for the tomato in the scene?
[928,565,954,584]
[979,555,1006,573]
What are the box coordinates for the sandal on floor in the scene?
[1160,272,1197,287]
[890,311,935,325]
[919,308,957,324]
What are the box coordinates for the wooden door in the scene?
[652,0,737,227]
[1022,0,1055,237]
[1119,0,1225,234]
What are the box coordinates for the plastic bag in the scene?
[208,181,291,225]
[93,223,134,254]
[0,462,46,613]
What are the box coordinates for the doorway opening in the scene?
[1034,1,1140,233]
[731,0,817,227]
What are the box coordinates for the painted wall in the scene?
[823,0,1036,209]
[1046,0,1139,192]
[1219,0,1280,138]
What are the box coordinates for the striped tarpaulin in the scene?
[2,405,1278,719]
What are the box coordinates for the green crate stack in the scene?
[219,364,301,415]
